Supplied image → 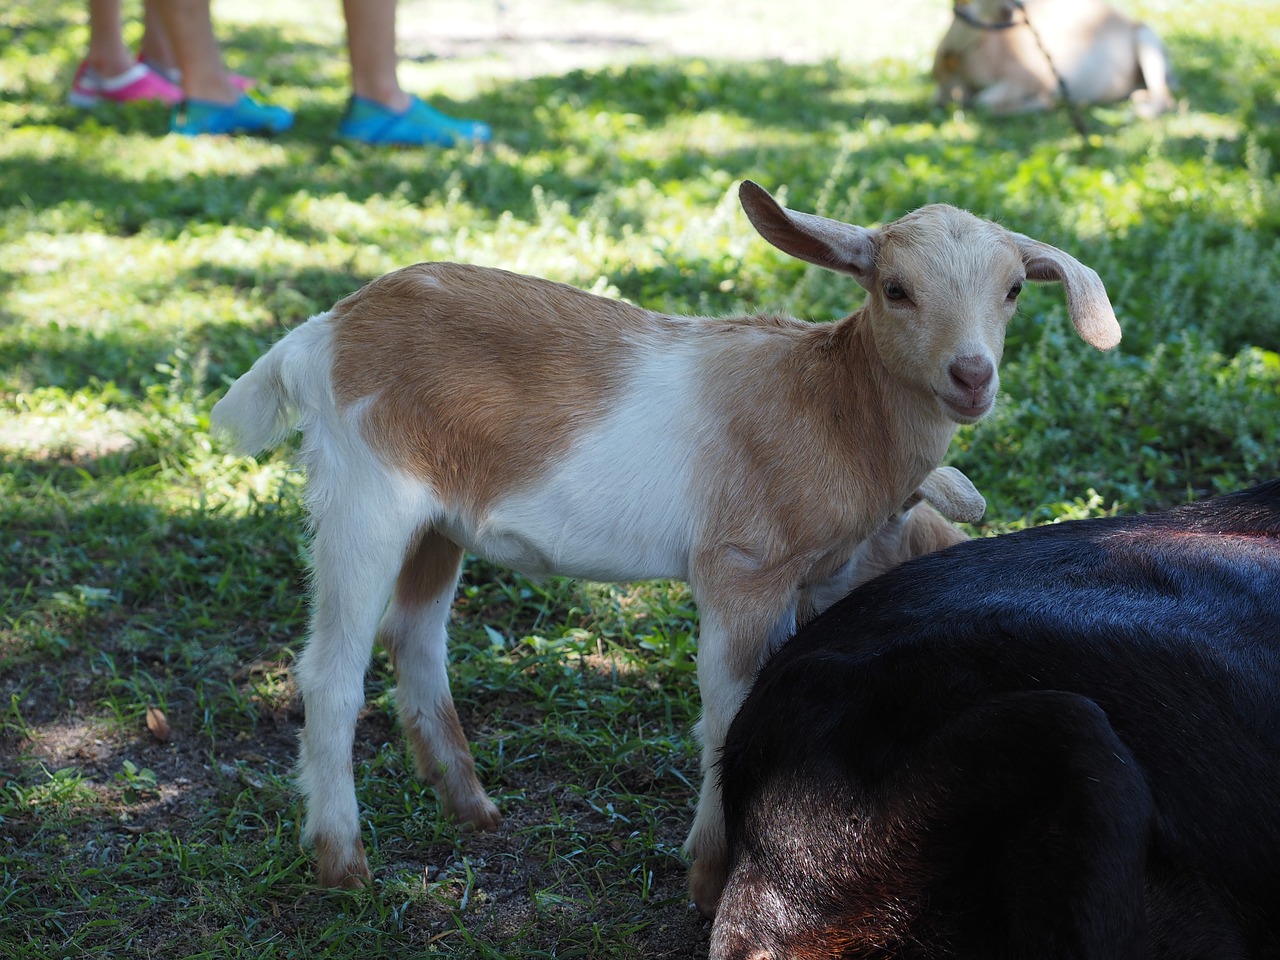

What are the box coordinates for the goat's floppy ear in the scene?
[739,180,877,288]
[1009,232,1122,350]
[916,466,986,524]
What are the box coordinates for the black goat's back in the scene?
[714,480,1280,960]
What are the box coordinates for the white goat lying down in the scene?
[934,0,1176,118]
[212,180,1120,916]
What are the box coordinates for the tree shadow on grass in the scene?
[0,449,316,944]
[5,63,929,225]
[8,19,1272,229]
[0,446,307,704]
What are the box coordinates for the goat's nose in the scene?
[949,356,994,392]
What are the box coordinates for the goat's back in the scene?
[782,481,1280,837]
[716,481,1280,958]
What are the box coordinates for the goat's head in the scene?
[738,180,1120,424]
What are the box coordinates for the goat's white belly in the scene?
[457,360,703,583]
[461,494,693,583]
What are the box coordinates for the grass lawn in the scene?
[1,0,1278,956]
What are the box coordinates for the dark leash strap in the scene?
[951,1,1090,140]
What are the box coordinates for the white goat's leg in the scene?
[380,529,501,831]
[295,497,417,889]
[684,589,798,917]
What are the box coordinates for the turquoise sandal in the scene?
[171,93,294,136]
[338,95,491,147]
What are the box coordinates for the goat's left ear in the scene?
[1009,232,1122,350]
[739,180,878,289]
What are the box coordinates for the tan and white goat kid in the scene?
[212,180,1120,915]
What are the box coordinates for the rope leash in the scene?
[951,1,1090,140]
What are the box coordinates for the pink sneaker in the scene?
[69,61,182,107]
[141,57,254,92]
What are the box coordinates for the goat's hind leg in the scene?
[380,528,501,831]
[923,690,1154,956]
[294,481,422,889]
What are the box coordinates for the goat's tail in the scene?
[211,313,335,456]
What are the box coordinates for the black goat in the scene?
[713,480,1280,959]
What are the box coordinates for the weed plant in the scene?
[1,0,1278,957]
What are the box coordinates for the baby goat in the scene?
[714,481,1280,958]
[211,180,1119,915]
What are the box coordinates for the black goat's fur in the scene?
[713,480,1280,960]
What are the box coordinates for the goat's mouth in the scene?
[937,391,994,423]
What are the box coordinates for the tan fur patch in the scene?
[404,708,469,783]
[698,319,901,547]
[329,263,650,513]
[902,501,968,556]
[392,528,464,608]
[402,702,500,830]
[313,834,371,889]
[690,316,950,681]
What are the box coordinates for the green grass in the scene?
[1,0,1278,956]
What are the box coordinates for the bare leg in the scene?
[342,0,409,110]
[84,0,135,76]
[138,0,177,74]
[73,0,185,107]
[336,0,490,145]
[151,0,237,103]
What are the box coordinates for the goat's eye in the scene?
[1007,281,1023,300]
[883,281,909,302]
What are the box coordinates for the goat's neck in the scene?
[826,314,959,503]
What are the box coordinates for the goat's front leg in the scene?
[796,556,860,627]
[294,502,416,889]
[684,585,798,918]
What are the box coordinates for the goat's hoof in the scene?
[314,836,373,889]
[454,795,503,833]
[689,856,728,919]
